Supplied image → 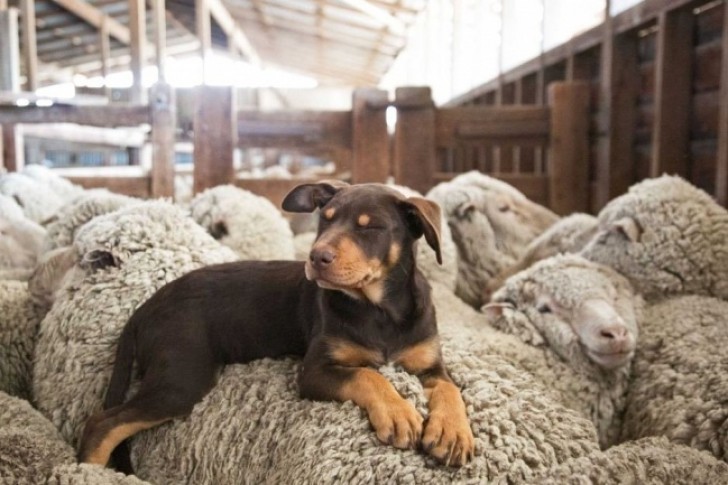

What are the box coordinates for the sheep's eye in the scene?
[537,302,552,314]
[498,204,510,212]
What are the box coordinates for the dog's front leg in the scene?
[397,338,475,466]
[299,339,423,449]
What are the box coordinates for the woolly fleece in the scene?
[0,173,64,223]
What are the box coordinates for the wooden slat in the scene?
[129,0,146,104]
[48,0,131,44]
[234,177,319,211]
[436,106,550,144]
[548,81,591,214]
[152,0,167,82]
[99,16,111,98]
[651,8,694,178]
[65,175,151,198]
[716,2,728,205]
[0,104,149,126]
[393,87,435,194]
[237,110,352,150]
[1,124,22,171]
[0,8,20,92]
[20,0,37,91]
[150,82,175,198]
[193,86,236,193]
[196,0,211,65]
[351,88,389,184]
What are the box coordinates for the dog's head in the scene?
[283,181,442,302]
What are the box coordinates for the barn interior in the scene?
[2,0,728,483]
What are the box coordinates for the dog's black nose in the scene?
[310,248,336,267]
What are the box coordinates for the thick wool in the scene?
[581,175,728,301]
[189,184,295,260]
[0,173,64,224]
[486,255,643,448]
[0,215,46,281]
[487,213,598,298]
[0,281,46,399]
[32,201,238,446]
[43,191,138,251]
[533,436,728,484]
[22,165,85,203]
[621,295,728,461]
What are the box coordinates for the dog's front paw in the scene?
[422,411,475,466]
[368,398,424,449]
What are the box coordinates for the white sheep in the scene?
[0,194,46,281]
[0,391,149,484]
[0,172,64,224]
[581,175,728,301]
[189,184,296,260]
[482,254,643,448]
[0,281,45,399]
[22,164,85,202]
[32,201,239,448]
[43,190,138,252]
[486,213,599,299]
[620,295,728,462]
[532,436,728,483]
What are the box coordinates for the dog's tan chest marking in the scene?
[328,338,385,367]
[394,337,441,374]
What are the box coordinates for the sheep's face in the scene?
[483,255,641,371]
[480,191,554,256]
[0,215,43,269]
[283,182,442,303]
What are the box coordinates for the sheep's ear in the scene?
[81,249,120,272]
[400,197,442,265]
[481,301,514,321]
[610,217,641,242]
[281,180,348,213]
[455,201,476,219]
[12,195,23,207]
[210,220,228,240]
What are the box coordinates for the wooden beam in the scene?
[207,0,261,65]
[150,83,175,198]
[1,124,22,172]
[152,0,167,82]
[20,0,37,91]
[393,87,435,194]
[193,86,236,193]
[716,2,728,205]
[196,0,211,69]
[49,0,131,44]
[129,0,147,103]
[0,104,149,126]
[100,16,111,99]
[352,88,389,184]
[651,8,694,178]
[548,81,591,214]
[21,124,146,146]
[0,8,20,92]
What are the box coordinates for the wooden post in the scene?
[650,8,694,178]
[0,7,20,92]
[2,124,23,172]
[20,0,37,91]
[193,86,236,193]
[100,16,111,99]
[129,0,147,103]
[152,0,167,82]
[393,87,436,195]
[548,81,591,215]
[716,3,728,205]
[150,83,176,198]
[196,0,211,80]
[595,29,639,210]
[351,88,389,184]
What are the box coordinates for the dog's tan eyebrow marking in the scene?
[324,208,336,220]
[388,243,401,266]
[357,214,370,226]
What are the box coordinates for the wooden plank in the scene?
[65,175,151,198]
[651,8,694,178]
[596,28,640,209]
[20,0,37,91]
[0,104,149,126]
[234,177,319,210]
[0,8,20,92]
[21,124,146,147]
[436,106,550,143]
[100,16,111,99]
[129,0,146,104]
[48,0,131,44]
[237,110,352,150]
[351,88,389,184]
[393,87,435,194]
[150,83,175,198]
[152,0,167,82]
[716,2,728,205]
[1,124,22,172]
[196,0,211,66]
[193,86,236,193]
[548,81,591,214]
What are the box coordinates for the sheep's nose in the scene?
[597,325,630,349]
[310,247,336,267]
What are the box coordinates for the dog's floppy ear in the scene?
[400,197,442,265]
[281,180,348,213]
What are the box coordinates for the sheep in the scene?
[189,184,296,260]
[0,210,46,281]
[0,280,45,399]
[532,436,728,484]
[0,391,149,485]
[32,201,239,448]
[581,175,728,301]
[293,232,316,261]
[22,164,85,202]
[0,172,64,224]
[620,295,728,462]
[482,254,643,448]
[485,213,599,299]
[42,190,138,252]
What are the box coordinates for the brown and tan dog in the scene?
[78,182,474,472]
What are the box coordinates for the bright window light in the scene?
[15,98,30,107]
[36,83,76,99]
